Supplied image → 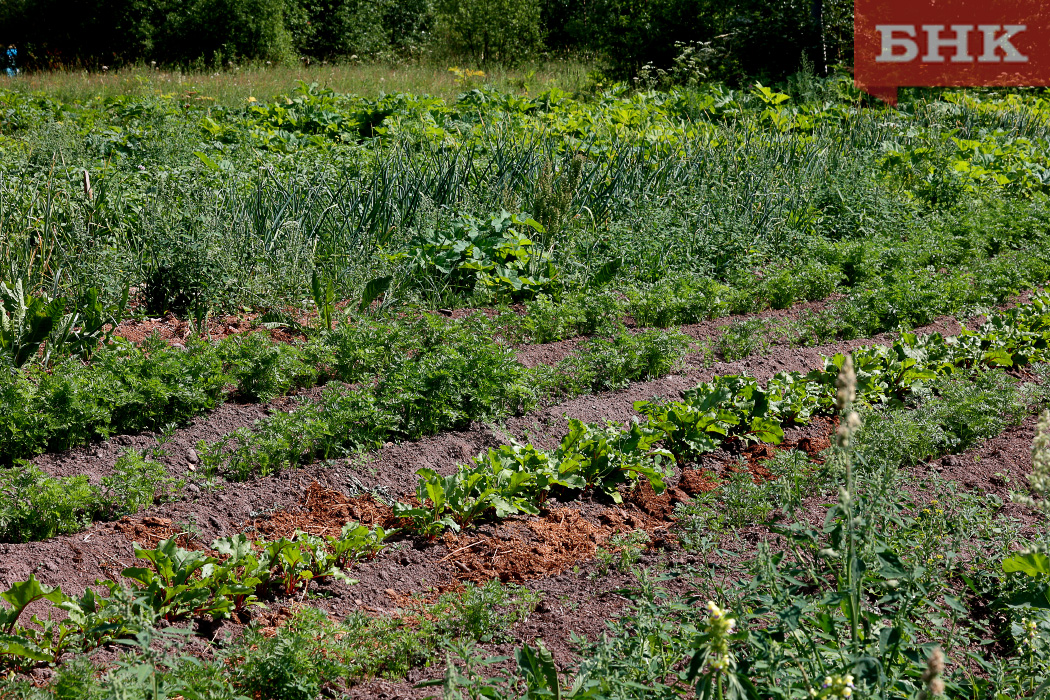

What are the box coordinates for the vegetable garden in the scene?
[3,74,1050,698]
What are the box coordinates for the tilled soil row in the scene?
[23,292,845,483]
[30,284,869,484]
[27,301,968,484]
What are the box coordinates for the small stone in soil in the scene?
[186,484,201,495]
[186,448,200,464]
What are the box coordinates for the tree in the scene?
[435,0,543,65]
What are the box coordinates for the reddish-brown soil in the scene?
[112,310,312,346]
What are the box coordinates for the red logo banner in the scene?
[854,0,1050,104]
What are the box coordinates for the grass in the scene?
[0,59,594,105]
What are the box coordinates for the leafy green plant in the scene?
[594,530,650,576]
[45,286,129,365]
[393,468,464,538]
[554,419,671,501]
[121,527,387,623]
[714,318,772,362]
[434,580,542,644]
[121,539,244,622]
[398,210,555,303]
[0,279,65,368]
[100,450,183,518]
[520,290,621,344]
[310,271,335,332]
[0,575,76,665]
[0,464,97,542]
[218,332,317,402]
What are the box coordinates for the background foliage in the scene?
[0,0,855,80]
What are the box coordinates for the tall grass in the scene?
[0,60,594,105]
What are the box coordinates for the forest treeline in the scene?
[0,0,853,81]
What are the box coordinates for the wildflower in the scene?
[703,601,736,673]
[1022,617,1038,644]
[818,674,855,698]
[918,647,945,699]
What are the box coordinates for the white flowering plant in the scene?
[687,601,756,700]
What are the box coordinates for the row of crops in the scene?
[3,215,1050,470]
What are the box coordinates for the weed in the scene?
[767,448,826,517]
[714,318,772,361]
[435,580,542,643]
[594,530,650,576]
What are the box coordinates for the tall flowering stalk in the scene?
[917,647,945,699]
[688,601,750,700]
[833,355,864,651]
[811,674,855,698]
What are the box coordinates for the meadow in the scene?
[2,68,1050,698]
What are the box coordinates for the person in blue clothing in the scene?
[5,47,16,77]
